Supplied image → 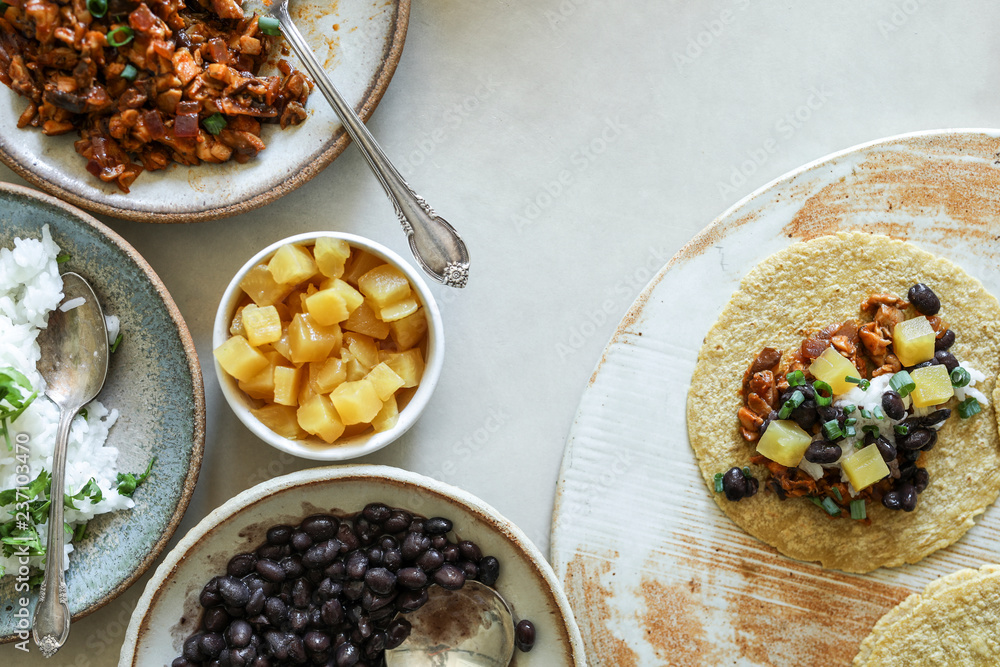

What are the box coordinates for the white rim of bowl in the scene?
[118,465,587,666]
[212,232,444,461]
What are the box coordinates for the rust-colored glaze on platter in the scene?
[552,130,1000,665]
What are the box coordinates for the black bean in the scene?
[382,510,412,534]
[226,620,254,648]
[362,503,392,524]
[804,440,841,464]
[256,543,286,561]
[290,531,313,553]
[459,561,478,579]
[321,598,344,625]
[745,477,760,498]
[365,632,387,659]
[881,391,905,420]
[229,646,257,667]
[255,559,285,584]
[882,490,902,511]
[364,568,396,596]
[286,635,307,664]
[515,620,536,652]
[395,589,429,612]
[301,515,338,541]
[458,541,482,562]
[935,329,955,351]
[200,577,223,608]
[266,525,293,545]
[434,564,466,590]
[791,407,818,432]
[415,549,443,572]
[346,551,369,579]
[367,547,384,567]
[336,523,360,552]
[356,615,373,639]
[918,408,951,428]
[385,618,411,650]
[325,561,347,581]
[362,590,396,613]
[304,630,331,654]
[202,606,230,633]
[228,553,257,578]
[287,607,309,633]
[816,405,843,424]
[430,534,448,550]
[302,540,339,569]
[172,659,195,667]
[280,555,304,580]
[902,448,921,463]
[933,349,958,372]
[383,548,403,572]
[874,436,897,463]
[224,603,247,619]
[264,597,287,627]
[899,428,933,450]
[908,283,940,315]
[316,577,343,601]
[424,517,453,535]
[354,516,378,545]
[343,579,365,601]
[477,557,500,587]
[722,467,748,501]
[335,641,361,667]
[914,468,930,493]
[401,532,430,561]
[292,579,312,608]
[397,567,428,590]
[908,359,939,371]
[246,588,266,616]
[899,483,918,511]
[218,576,251,608]
[198,633,226,659]
[408,519,425,534]
[182,635,203,662]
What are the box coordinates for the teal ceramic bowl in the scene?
[0,183,205,642]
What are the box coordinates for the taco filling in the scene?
[717,282,989,522]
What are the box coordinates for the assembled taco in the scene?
[854,564,1000,665]
[687,232,1000,572]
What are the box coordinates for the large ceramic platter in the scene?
[120,465,586,666]
[0,183,205,641]
[0,1,409,223]
[550,129,1000,666]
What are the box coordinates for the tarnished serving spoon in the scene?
[384,581,516,667]
[32,272,109,658]
[268,1,470,288]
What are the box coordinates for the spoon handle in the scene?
[32,407,74,657]
[270,4,469,288]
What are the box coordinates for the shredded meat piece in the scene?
[0,0,312,191]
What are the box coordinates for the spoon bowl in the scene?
[385,581,516,667]
[31,272,109,657]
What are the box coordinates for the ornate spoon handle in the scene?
[270,3,470,288]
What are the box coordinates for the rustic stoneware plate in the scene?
[120,465,586,666]
[551,129,1000,666]
[0,0,409,223]
[0,183,205,642]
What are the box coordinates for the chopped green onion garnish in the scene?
[859,408,871,419]
[889,370,916,397]
[958,397,982,419]
[258,15,281,35]
[843,404,856,414]
[859,379,870,391]
[844,417,857,427]
[894,424,909,435]
[862,425,880,435]
[873,406,885,420]
[787,370,805,387]
[844,425,857,438]
[777,390,804,419]
[813,380,833,407]
[742,466,751,479]
[809,496,823,509]
[87,0,107,17]
[55,252,71,264]
[850,499,866,520]
[714,472,723,493]
[121,63,138,81]
[820,497,842,516]
[822,420,843,440]
[846,375,862,385]
[203,112,227,135]
[951,367,971,388]
[831,487,843,502]
[110,332,123,353]
[107,25,134,47]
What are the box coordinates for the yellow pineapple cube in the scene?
[384,348,424,388]
[242,304,283,347]
[379,296,419,323]
[372,395,399,432]
[310,357,347,394]
[240,263,294,306]
[343,300,390,339]
[318,278,364,314]
[755,419,812,468]
[214,335,270,382]
[271,326,293,362]
[366,362,405,401]
[344,332,379,369]
[252,404,306,439]
[273,365,304,406]
[268,244,317,286]
[893,317,936,367]
[808,347,860,395]
[390,309,427,350]
[305,288,350,326]
[314,237,351,278]
[288,313,342,364]
[910,364,954,408]
[296,394,345,443]
[238,351,283,400]
[358,264,411,308]
[230,305,247,336]
[342,349,368,382]
[842,443,890,491]
[330,379,382,425]
[342,250,384,287]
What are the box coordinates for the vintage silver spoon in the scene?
[384,581,515,667]
[267,1,470,288]
[31,272,109,658]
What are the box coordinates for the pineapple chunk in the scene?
[358,264,411,309]
[296,394,346,443]
[319,278,365,312]
[288,313,342,364]
[893,317,936,367]
[330,379,382,425]
[809,347,859,396]
[214,335,269,382]
[238,351,283,400]
[273,365,304,406]
[342,349,368,382]
[379,296,419,323]
[343,300,391,339]
[271,326,293,362]
[755,419,811,468]
[305,288,350,326]
[314,237,351,278]
[268,244,317,286]
[384,348,424,388]
[910,364,955,408]
[366,362,405,401]
[242,304,283,347]
[344,332,379,369]
[389,309,427,350]
[230,305,247,336]
[342,250,384,286]
[372,395,399,432]
[842,443,890,491]
[252,404,306,439]
[310,357,347,394]
[240,263,294,306]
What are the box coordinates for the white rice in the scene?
[0,225,132,578]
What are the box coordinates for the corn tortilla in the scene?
[854,564,1000,665]
[687,232,1000,572]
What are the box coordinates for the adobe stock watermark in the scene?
[672,0,755,71]
[425,407,510,487]
[512,116,629,234]
[555,245,669,361]
[716,84,834,200]
[877,0,926,38]
[11,431,33,653]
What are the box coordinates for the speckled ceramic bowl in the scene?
[119,465,586,666]
[213,231,443,461]
[0,183,205,643]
